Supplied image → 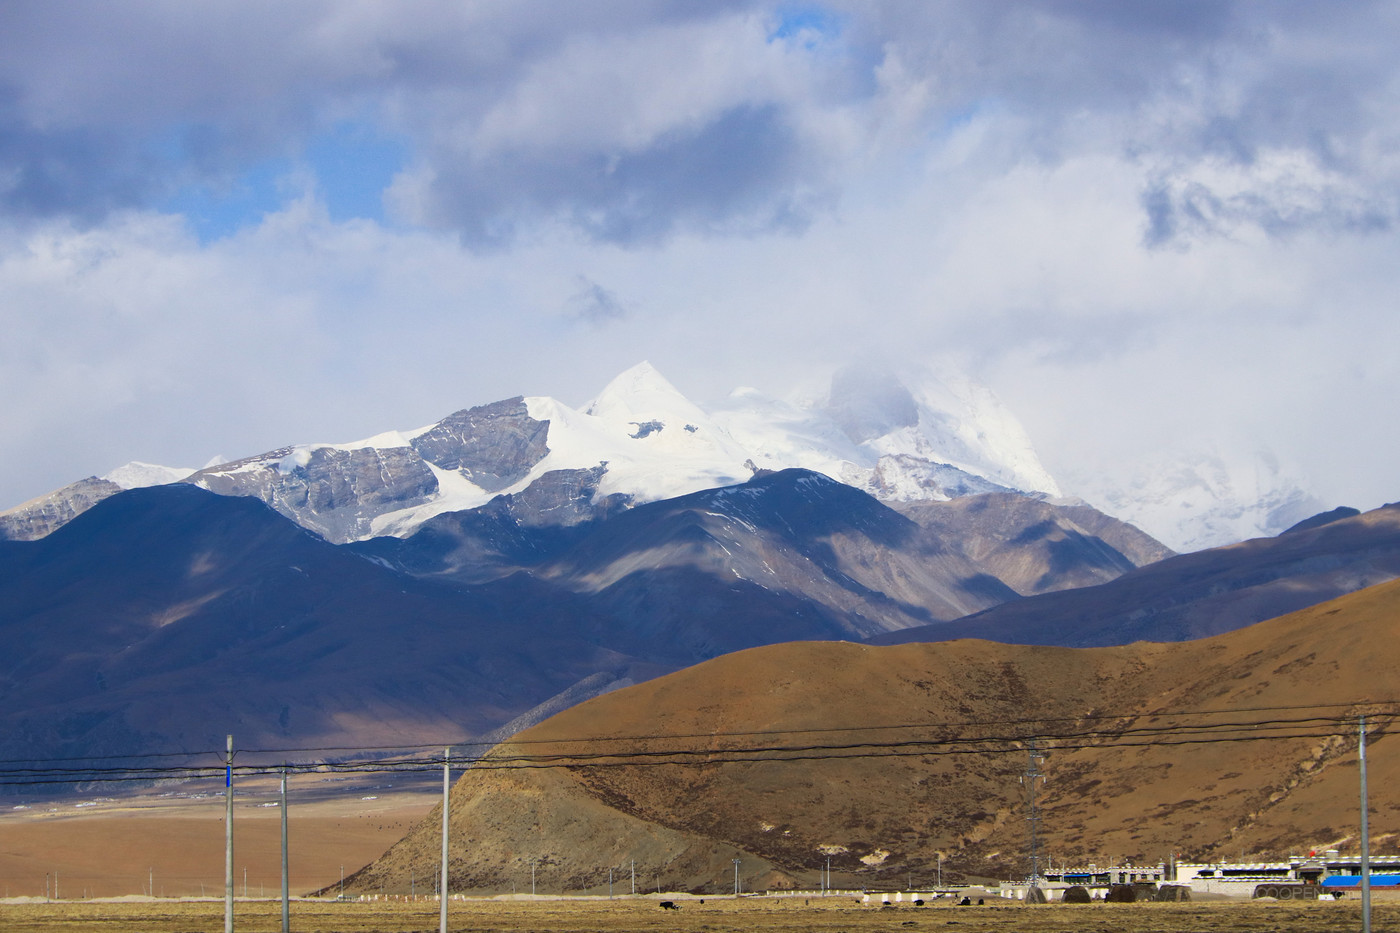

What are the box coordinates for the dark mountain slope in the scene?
[0,486,656,761]
[873,501,1400,647]
[0,471,1174,766]
[360,470,1166,636]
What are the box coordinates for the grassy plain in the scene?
[0,895,1388,933]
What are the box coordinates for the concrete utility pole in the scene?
[280,766,289,933]
[225,734,234,933]
[1361,716,1372,933]
[440,747,450,933]
[732,858,741,896]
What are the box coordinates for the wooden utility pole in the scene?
[281,765,290,933]
[1361,716,1371,933]
[225,735,234,933]
[440,747,450,933]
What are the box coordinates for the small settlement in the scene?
[849,851,1400,905]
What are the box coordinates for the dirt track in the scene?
[0,896,1389,933]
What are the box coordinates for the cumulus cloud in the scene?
[3,2,1397,246]
[2,0,1400,525]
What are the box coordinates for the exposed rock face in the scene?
[0,476,123,541]
[184,397,553,543]
[190,445,440,543]
[489,465,630,528]
[408,397,549,492]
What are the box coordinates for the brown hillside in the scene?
[350,578,1400,895]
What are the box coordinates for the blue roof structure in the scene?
[1322,875,1400,887]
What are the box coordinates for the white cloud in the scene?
[2,1,1400,531]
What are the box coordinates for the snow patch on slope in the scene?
[368,463,493,537]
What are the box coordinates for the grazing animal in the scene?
[659,901,679,910]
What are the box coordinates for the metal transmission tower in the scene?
[1021,738,1046,884]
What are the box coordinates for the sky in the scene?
[2,0,1399,519]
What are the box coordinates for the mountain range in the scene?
[0,362,1320,551]
[3,455,1397,773]
[0,360,1383,777]
[0,468,1165,766]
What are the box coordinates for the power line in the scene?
[220,698,1400,754]
[0,705,1387,788]
[6,698,1385,767]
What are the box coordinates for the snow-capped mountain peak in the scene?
[900,373,1061,497]
[788,362,1062,501]
[3,362,1073,546]
[102,461,197,489]
[584,361,702,425]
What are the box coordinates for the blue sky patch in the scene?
[160,122,408,241]
[161,157,292,242]
[769,5,844,47]
[305,123,408,225]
